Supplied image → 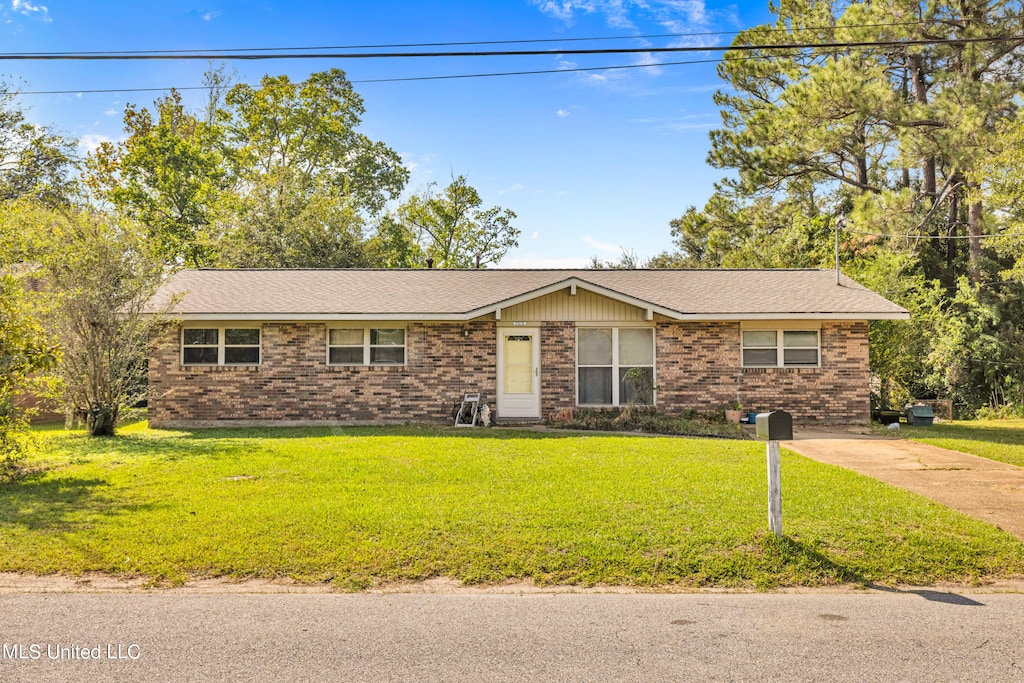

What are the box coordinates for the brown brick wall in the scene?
[655,321,870,424]
[540,322,575,419]
[149,321,497,427]
[150,320,871,427]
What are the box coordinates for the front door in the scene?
[496,328,540,419]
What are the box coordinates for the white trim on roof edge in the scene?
[170,311,909,322]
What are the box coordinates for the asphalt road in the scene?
[1,591,1022,682]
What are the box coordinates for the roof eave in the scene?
[160,310,910,322]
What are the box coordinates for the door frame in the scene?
[496,327,541,419]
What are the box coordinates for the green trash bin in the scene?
[904,404,934,426]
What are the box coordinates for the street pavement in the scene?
[1,591,1022,682]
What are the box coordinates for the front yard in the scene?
[2,423,1022,589]
[900,419,1024,468]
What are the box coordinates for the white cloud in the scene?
[498,182,524,195]
[532,0,710,33]
[531,231,540,240]
[582,235,620,254]
[399,152,435,188]
[104,108,118,117]
[500,255,592,269]
[11,0,50,22]
[556,109,570,117]
[632,51,662,76]
[202,10,221,21]
[633,112,716,131]
[665,122,716,131]
[77,133,113,155]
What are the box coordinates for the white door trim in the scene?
[496,328,541,419]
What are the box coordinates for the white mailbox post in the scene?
[755,410,793,538]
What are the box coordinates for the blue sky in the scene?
[2,0,775,267]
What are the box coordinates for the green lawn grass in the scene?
[2,422,1022,589]
[900,419,1024,468]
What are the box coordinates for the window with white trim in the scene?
[182,327,261,365]
[328,327,406,366]
[577,327,654,406]
[741,329,819,368]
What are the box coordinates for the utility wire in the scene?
[0,35,1022,60]
[1,17,978,56]
[14,30,1024,94]
[847,229,1017,240]
[13,57,726,95]
[11,28,1024,95]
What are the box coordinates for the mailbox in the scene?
[755,410,793,441]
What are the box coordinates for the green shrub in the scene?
[549,407,747,439]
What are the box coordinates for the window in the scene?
[182,328,218,365]
[577,327,654,406]
[182,327,261,365]
[328,329,364,364]
[742,329,819,368]
[328,327,406,366]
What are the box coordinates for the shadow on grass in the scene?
[763,534,869,587]
[0,475,131,532]
[130,425,637,442]
[41,431,253,461]
[164,424,752,443]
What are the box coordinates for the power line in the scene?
[13,31,1023,95]
[10,25,1024,96]
[0,35,1022,60]
[0,18,973,56]
[13,57,727,95]
[847,229,1017,240]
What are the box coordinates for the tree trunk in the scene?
[854,122,869,189]
[968,196,984,284]
[944,186,961,296]
[910,54,936,202]
[86,406,117,437]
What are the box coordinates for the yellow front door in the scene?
[497,329,540,419]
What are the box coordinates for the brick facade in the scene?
[149,320,871,427]
[149,321,497,427]
[655,321,870,424]
[540,322,576,418]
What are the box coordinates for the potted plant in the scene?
[724,401,743,424]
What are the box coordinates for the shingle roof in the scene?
[148,268,909,320]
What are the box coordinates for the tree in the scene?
[85,90,228,268]
[0,83,77,207]
[391,175,518,268]
[216,69,409,268]
[30,208,169,436]
[971,113,1024,282]
[586,249,650,269]
[94,68,410,270]
[224,69,408,217]
[0,272,58,478]
[662,0,1024,413]
[707,0,1024,286]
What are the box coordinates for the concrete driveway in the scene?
[785,430,1024,540]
